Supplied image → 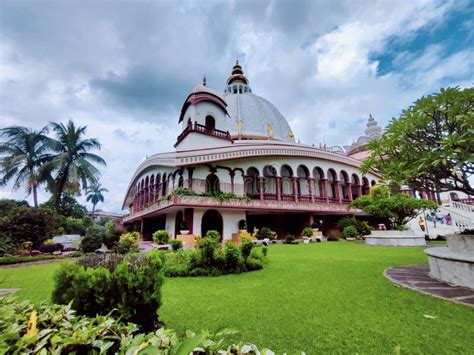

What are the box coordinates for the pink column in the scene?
[336,180,342,204]
[309,178,315,203]
[357,184,362,198]
[276,176,282,201]
[347,183,353,202]
[292,177,299,202]
[259,176,264,201]
[321,178,329,203]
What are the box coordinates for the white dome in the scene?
[224,92,294,142]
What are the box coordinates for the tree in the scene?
[361,87,474,196]
[45,120,106,209]
[86,183,108,218]
[40,192,87,219]
[349,185,436,229]
[0,126,54,207]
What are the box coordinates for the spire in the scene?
[226,60,249,85]
[364,113,382,139]
[202,75,207,86]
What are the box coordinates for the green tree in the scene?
[40,192,87,219]
[86,183,108,218]
[361,87,474,196]
[45,120,106,209]
[349,186,436,229]
[0,126,54,207]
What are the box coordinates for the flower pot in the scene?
[180,230,190,235]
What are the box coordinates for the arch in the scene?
[178,175,184,188]
[312,167,325,197]
[239,85,242,94]
[246,167,260,198]
[144,176,149,205]
[327,169,338,198]
[339,171,350,200]
[205,173,220,194]
[201,209,223,241]
[175,210,184,236]
[297,165,310,195]
[263,165,277,194]
[155,173,161,199]
[350,173,360,200]
[450,192,460,201]
[281,165,293,195]
[362,177,370,195]
[162,173,167,196]
[371,180,376,187]
[150,175,155,203]
[205,115,215,130]
[233,85,237,94]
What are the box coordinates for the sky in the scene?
[0,0,473,212]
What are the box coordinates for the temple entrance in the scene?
[201,209,223,240]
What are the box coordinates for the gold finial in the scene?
[288,130,294,141]
[236,119,243,134]
[267,122,273,138]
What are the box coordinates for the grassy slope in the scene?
[1,242,473,353]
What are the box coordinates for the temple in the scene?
[122,61,383,240]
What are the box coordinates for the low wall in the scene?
[365,230,426,246]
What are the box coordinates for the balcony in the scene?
[174,122,233,147]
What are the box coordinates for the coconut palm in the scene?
[86,183,108,218]
[0,126,53,207]
[46,120,106,209]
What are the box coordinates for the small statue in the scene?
[267,122,273,138]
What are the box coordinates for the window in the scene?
[205,115,215,130]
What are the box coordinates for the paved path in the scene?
[0,289,20,294]
[385,265,474,308]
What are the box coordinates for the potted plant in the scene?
[179,220,189,235]
[238,219,247,232]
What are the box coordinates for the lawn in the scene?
[1,241,473,353]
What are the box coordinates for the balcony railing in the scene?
[174,122,233,147]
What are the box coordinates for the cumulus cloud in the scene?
[0,0,472,211]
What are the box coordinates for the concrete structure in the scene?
[425,234,474,289]
[365,230,426,246]
[122,61,383,240]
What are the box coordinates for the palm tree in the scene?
[86,183,108,218]
[46,120,106,209]
[0,126,53,207]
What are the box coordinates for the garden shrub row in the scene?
[0,296,274,354]
[52,251,165,331]
[0,252,83,266]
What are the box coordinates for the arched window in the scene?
[371,180,376,187]
[297,165,310,195]
[351,174,360,200]
[178,175,184,188]
[327,169,338,199]
[233,85,237,94]
[263,165,277,195]
[245,167,259,198]
[205,115,215,130]
[362,177,370,195]
[144,176,149,205]
[339,171,350,200]
[155,174,161,199]
[313,167,325,198]
[162,173,167,196]
[206,173,220,194]
[150,175,155,203]
[281,165,293,195]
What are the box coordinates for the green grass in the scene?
[1,241,472,353]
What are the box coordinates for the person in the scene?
[418,217,426,232]
[445,213,452,225]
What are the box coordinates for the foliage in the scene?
[43,120,106,209]
[117,231,139,254]
[302,227,314,238]
[85,182,108,217]
[197,236,219,267]
[205,229,221,241]
[0,126,54,207]
[240,237,254,260]
[85,223,106,240]
[361,87,474,195]
[104,219,120,249]
[283,234,298,244]
[170,239,183,251]
[350,191,436,229]
[52,251,165,331]
[337,217,371,238]
[342,226,359,239]
[257,227,274,240]
[327,229,341,241]
[80,233,103,253]
[0,297,275,354]
[39,239,63,254]
[0,199,29,216]
[224,241,243,272]
[40,192,88,219]
[0,233,14,256]
[153,230,170,245]
[0,253,82,265]
[1,206,57,248]
[57,215,87,235]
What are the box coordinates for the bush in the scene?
[117,232,139,254]
[86,223,106,239]
[58,216,87,235]
[204,230,221,241]
[170,239,183,251]
[104,219,120,249]
[224,241,243,272]
[283,234,298,244]
[152,230,170,245]
[52,251,165,332]
[338,217,371,238]
[197,236,219,267]
[0,233,14,256]
[1,206,57,248]
[262,246,268,257]
[327,229,341,241]
[240,237,253,260]
[0,297,274,354]
[342,225,359,239]
[39,239,64,254]
[80,234,103,253]
[245,257,264,271]
[258,227,274,240]
[302,227,313,238]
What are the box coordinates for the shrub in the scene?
[262,246,268,257]
[117,232,139,254]
[342,225,359,239]
[240,237,254,260]
[197,236,219,267]
[86,223,106,239]
[80,234,103,253]
[337,217,371,238]
[245,257,264,271]
[224,241,243,272]
[258,227,274,240]
[302,227,313,238]
[58,216,87,235]
[39,239,64,254]
[205,229,221,241]
[52,251,165,331]
[0,233,14,256]
[170,239,183,251]
[283,234,297,244]
[327,229,341,241]
[1,206,57,248]
[152,230,170,245]
[104,219,120,249]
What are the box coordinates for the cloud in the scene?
[0,0,472,211]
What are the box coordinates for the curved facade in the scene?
[122,61,380,240]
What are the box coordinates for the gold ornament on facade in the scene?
[236,119,244,138]
[288,130,294,142]
[267,122,273,138]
